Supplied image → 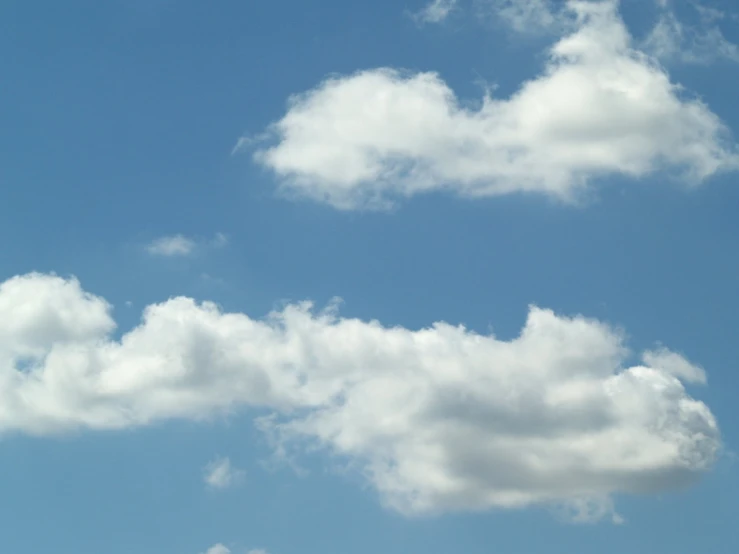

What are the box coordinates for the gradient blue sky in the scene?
[1,1,738,553]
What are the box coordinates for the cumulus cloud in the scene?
[415,0,459,23]
[0,272,721,520]
[204,456,246,489]
[643,1,739,64]
[145,233,229,258]
[245,0,737,210]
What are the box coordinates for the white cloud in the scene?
[203,545,230,554]
[642,347,707,384]
[246,0,737,210]
[146,234,197,257]
[415,0,459,23]
[0,272,721,520]
[145,232,228,258]
[643,1,739,64]
[204,456,245,489]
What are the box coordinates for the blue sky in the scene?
[1,0,738,553]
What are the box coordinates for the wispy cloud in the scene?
[643,0,739,64]
[204,456,245,490]
[481,0,564,34]
[203,545,231,554]
[145,232,229,258]
[414,0,563,30]
[211,232,229,249]
[414,0,459,23]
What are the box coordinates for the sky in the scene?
[1,0,738,553]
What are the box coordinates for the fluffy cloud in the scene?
[204,456,246,489]
[146,233,228,258]
[0,273,720,520]
[247,0,737,210]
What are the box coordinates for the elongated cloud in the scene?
[248,0,737,210]
[0,273,720,521]
[417,0,563,30]
[146,233,228,258]
[146,234,197,257]
[203,545,230,554]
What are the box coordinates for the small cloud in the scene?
[199,273,228,288]
[247,550,269,554]
[204,456,245,490]
[551,496,624,525]
[482,0,564,34]
[414,0,458,23]
[145,232,229,258]
[642,347,707,384]
[146,234,196,257]
[203,544,231,554]
[232,132,272,155]
[211,232,229,248]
